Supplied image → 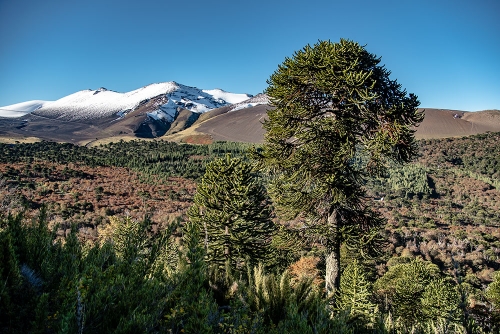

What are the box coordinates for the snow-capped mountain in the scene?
[0,82,253,122]
[0,82,273,143]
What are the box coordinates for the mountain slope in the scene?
[0,100,48,118]
[194,104,269,143]
[415,109,500,139]
[168,106,500,144]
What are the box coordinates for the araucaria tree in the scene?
[258,39,423,295]
[188,154,274,270]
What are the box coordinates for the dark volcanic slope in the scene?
[196,105,269,143]
[0,112,151,144]
[0,114,118,143]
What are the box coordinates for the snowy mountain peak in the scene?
[92,87,110,95]
[146,83,252,122]
[0,82,253,121]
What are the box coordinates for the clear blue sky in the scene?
[1,0,499,111]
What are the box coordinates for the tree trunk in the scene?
[224,225,230,257]
[325,210,341,297]
[203,221,208,251]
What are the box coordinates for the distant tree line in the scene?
[0,140,252,181]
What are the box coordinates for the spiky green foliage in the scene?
[99,215,149,261]
[3,207,498,332]
[486,271,500,331]
[335,259,377,326]
[163,221,220,333]
[188,154,274,270]
[0,217,23,329]
[487,271,500,310]
[243,264,328,329]
[386,163,432,198]
[420,278,461,322]
[267,225,305,272]
[0,211,222,333]
[374,258,461,328]
[258,39,423,294]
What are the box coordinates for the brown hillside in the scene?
[2,104,499,144]
[415,109,500,139]
[192,105,234,125]
[0,95,172,144]
[172,107,500,143]
[195,104,269,143]
[461,110,500,130]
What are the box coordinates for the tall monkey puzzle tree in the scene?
[188,155,274,270]
[257,39,423,295]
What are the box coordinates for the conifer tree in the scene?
[374,258,460,326]
[487,271,500,310]
[335,259,376,324]
[188,154,274,270]
[0,224,22,330]
[257,39,423,295]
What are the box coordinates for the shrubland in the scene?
[0,133,499,333]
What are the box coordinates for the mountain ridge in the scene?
[0,82,267,143]
[1,83,499,144]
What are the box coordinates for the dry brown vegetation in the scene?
[1,133,499,288]
[368,133,500,285]
[0,161,196,241]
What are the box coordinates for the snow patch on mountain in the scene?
[202,89,251,104]
[145,85,252,122]
[229,94,270,112]
[0,100,50,118]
